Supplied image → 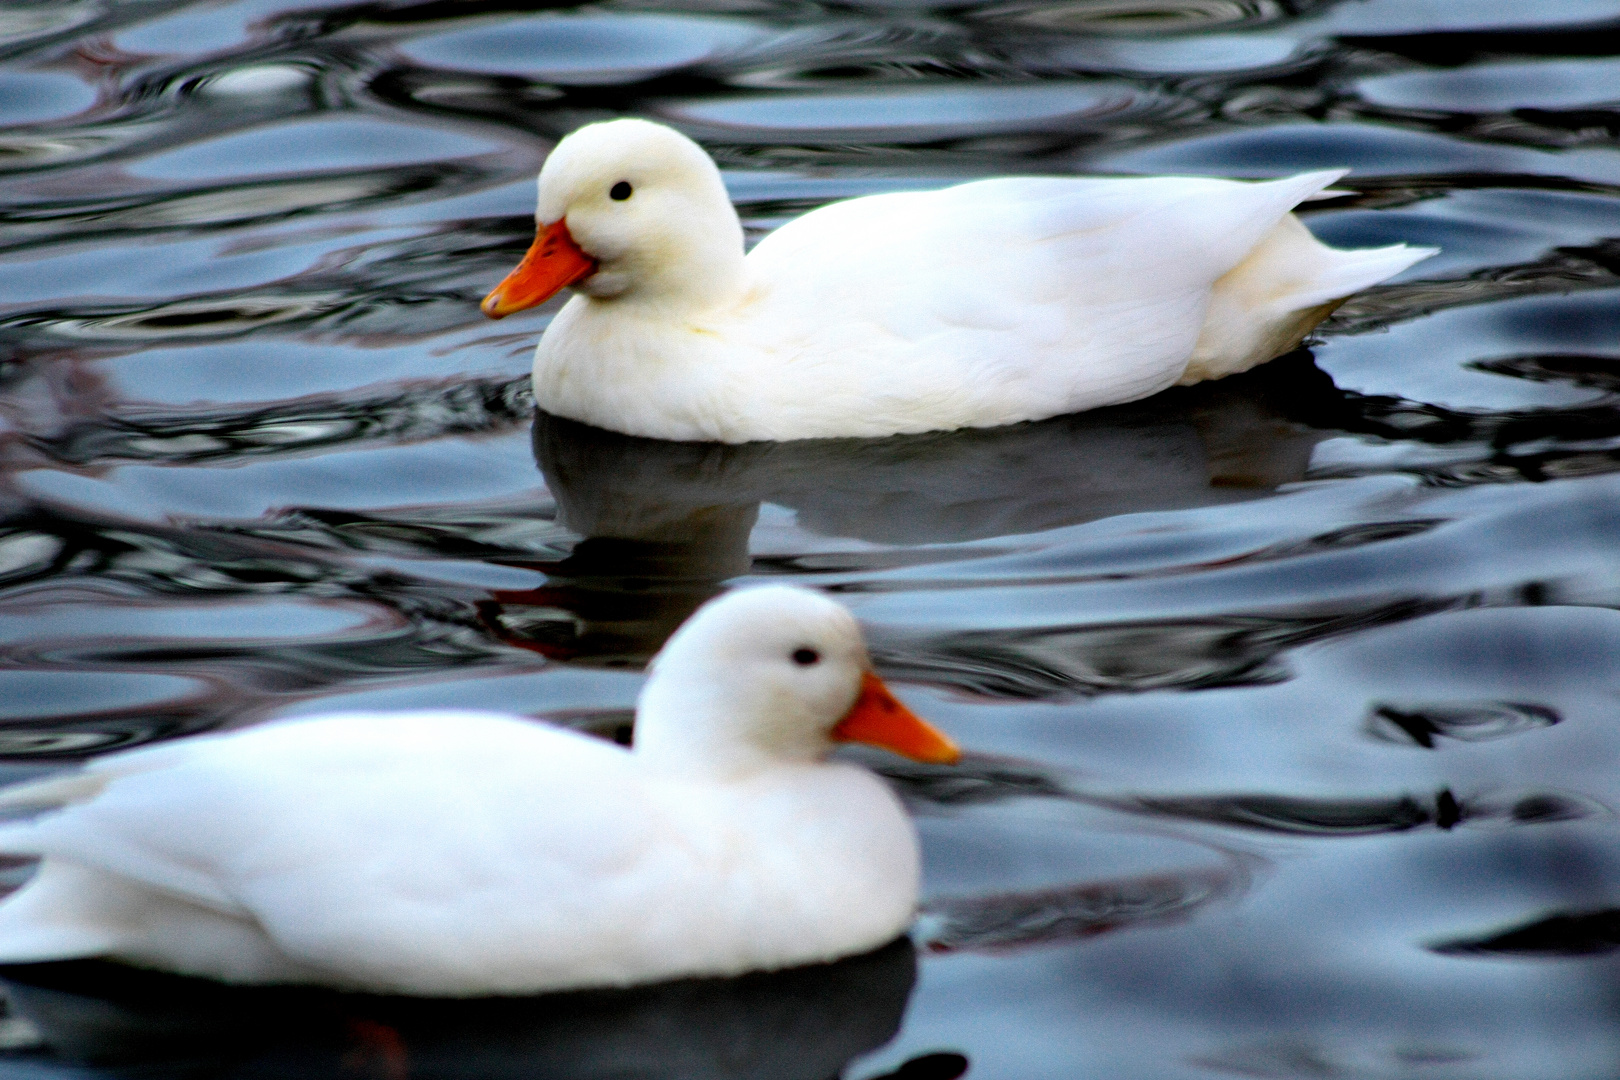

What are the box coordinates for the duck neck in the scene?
[631,681,825,784]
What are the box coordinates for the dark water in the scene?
[2,0,1620,1076]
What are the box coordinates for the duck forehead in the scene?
[666,586,864,667]
[538,121,712,216]
[560,118,698,167]
[536,147,616,220]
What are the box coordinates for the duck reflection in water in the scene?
[0,938,919,1078]
[486,356,1335,665]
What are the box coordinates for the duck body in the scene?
[0,588,957,996]
[487,120,1437,443]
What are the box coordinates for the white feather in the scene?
[0,586,930,996]
[510,120,1436,442]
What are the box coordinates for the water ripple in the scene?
[3,1,1620,1074]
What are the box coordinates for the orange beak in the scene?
[481,219,598,319]
[832,671,960,765]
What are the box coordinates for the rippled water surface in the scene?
[3,0,1620,1076]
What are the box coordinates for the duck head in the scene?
[633,585,959,778]
[482,119,745,316]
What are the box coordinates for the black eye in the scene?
[610,181,632,201]
[791,648,820,666]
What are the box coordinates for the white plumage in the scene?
[0,586,957,996]
[484,119,1436,443]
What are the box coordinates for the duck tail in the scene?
[1276,168,1353,201]
[1244,168,1438,309]
[0,856,120,964]
[1285,240,1440,312]
[1179,189,1439,385]
[0,770,107,816]
[0,772,127,964]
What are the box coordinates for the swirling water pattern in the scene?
[1,1,1620,1076]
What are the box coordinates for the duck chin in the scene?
[577,271,631,299]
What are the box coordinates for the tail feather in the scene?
[0,861,119,964]
[0,859,323,983]
[1178,170,1352,283]
[1270,168,1351,200]
[0,771,106,818]
[1182,212,1438,384]
[1285,242,1440,311]
[0,921,116,964]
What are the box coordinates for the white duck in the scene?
[482,118,1435,443]
[0,586,957,996]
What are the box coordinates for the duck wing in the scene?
[0,712,681,993]
[735,171,1350,436]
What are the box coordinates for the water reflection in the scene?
[1432,908,1620,956]
[0,164,498,254]
[973,0,1325,34]
[534,376,1323,546]
[918,862,1245,952]
[1365,699,1561,748]
[0,505,527,755]
[0,216,524,358]
[5,0,1620,1074]
[500,368,1328,664]
[0,938,917,1077]
[44,376,534,466]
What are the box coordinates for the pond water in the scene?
[1,0,1620,1077]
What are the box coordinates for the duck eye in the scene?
[791,647,820,666]
[610,181,632,201]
